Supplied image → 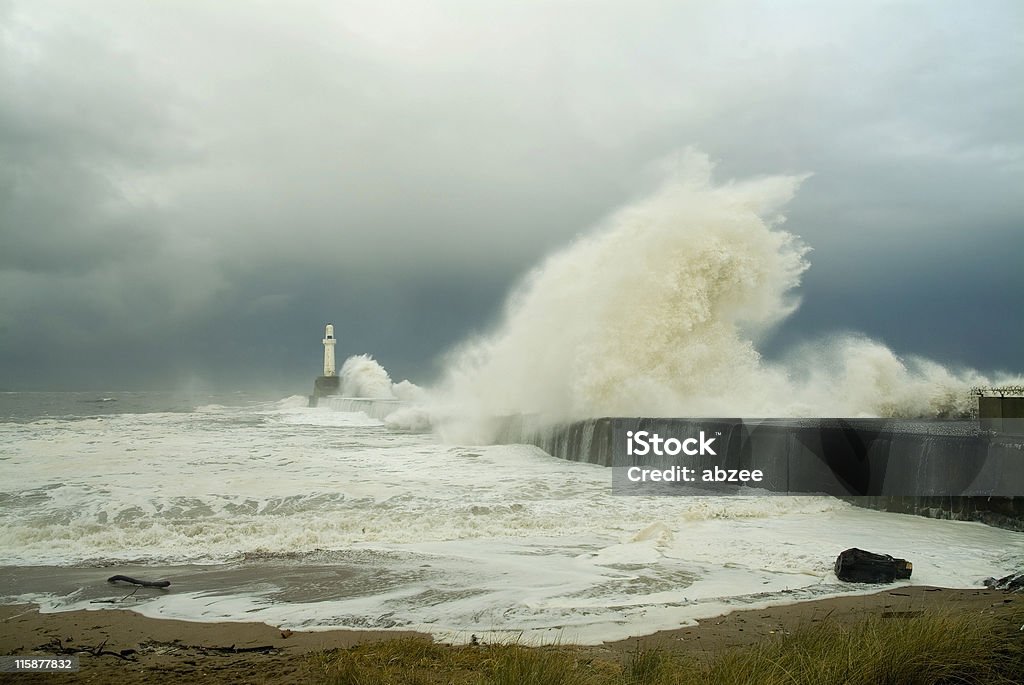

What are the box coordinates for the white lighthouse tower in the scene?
[310,323,341,406]
[322,324,337,376]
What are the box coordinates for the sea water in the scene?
[2,392,1022,644]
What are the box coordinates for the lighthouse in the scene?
[309,323,342,406]
[323,324,337,376]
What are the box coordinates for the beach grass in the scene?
[307,637,612,685]
[306,609,1024,685]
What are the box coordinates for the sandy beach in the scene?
[2,586,1019,683]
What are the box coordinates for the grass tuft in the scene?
[480,644,591,685]
[678,610,1024,685]
[306,610,1024,685]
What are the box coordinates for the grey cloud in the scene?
[1,0,1022,389]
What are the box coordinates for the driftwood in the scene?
[107,575,170,588]
[39,637,137,661]
[834,548,913,583]
[202,644,278,654]
[90,586,140,604]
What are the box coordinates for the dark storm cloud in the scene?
[1,0,1022,390]
[0,4,193,274]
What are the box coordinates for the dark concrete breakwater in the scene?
[492,416,1024,530]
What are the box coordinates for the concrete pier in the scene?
[979,396,1024,435]
[309,375,340,407]
[491,415,1024,530]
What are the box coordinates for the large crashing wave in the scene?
[435,151,1017,428]
[340,354,396,398]
[335,355,429,431]
[339,354,425,401]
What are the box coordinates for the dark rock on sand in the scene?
[834,548,913,583]
[984,572,1024,591]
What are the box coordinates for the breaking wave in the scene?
[433,150,1019,434]
[338,354,426,401]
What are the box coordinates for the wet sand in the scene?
[0,602,426,684]
[1,586,1019,683]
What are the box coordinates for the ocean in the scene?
[2,391,1023,645]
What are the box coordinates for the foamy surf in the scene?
[2,396,1023,644]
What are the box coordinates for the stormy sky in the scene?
[1,1,1022,392]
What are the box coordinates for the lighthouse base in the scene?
[308,376,341,407]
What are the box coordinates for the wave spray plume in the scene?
[436,150,1013,437]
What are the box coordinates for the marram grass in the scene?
[307,610,1024,685]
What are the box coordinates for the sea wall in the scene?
[979,396,1024,434]
[492,416,1024,530]
[317,396,407,421]
[842,496,1024,532]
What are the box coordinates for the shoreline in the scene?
[2,586,1019,683]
